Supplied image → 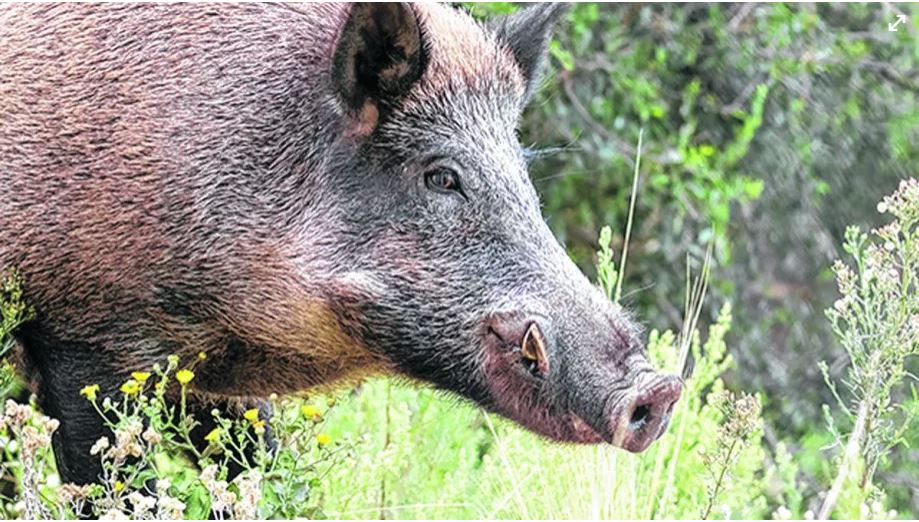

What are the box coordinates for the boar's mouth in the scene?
[480,315,682,452]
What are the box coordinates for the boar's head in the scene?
[323,2,681,452]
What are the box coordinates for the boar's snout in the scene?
[480,307,683,451]
[611,374,682,452]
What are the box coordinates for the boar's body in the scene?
[2,3,371,391]
[0,3,682,486]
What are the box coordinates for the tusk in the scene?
[521,323,550,375]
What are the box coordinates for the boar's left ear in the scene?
[332,2,426,134]
[490,3,569,103]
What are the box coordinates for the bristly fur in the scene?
[0,2,672,486]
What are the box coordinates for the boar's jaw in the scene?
[480,344,682,449]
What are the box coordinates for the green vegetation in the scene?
[0,270,32,398]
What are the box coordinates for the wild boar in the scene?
[0,3,682,484]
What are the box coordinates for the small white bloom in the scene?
[99,508,129,520]
[155,478,172,494]
[90,437,110,456]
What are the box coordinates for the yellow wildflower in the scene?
[114,481,125,492]
[131,371,151,383]
[120,379,141,396]
[252,420,266,435]
[80,384,100,402]
[243,408,260,422]
[301,404,322,420]
[316,433,332,446]
[175,369,195,385]
[197,351,207,361]
[204,428,221,443]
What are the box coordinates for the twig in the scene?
[817,400,869,520]
[701,438,740,520]
[559,70,637,167]
[615,128,643,303]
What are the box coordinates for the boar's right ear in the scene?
[490,3,568,103]
[331,2,426,135]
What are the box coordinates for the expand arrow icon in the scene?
[889,14,907,31]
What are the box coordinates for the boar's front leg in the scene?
[24,335,128,486]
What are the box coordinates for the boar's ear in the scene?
[332,2,426,134]
[490,3,568,102]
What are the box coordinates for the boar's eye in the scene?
[424,167,463,196]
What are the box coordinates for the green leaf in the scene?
[182,483,212,520]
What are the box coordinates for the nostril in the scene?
[612,375,684,452]
[629,403,652,430]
